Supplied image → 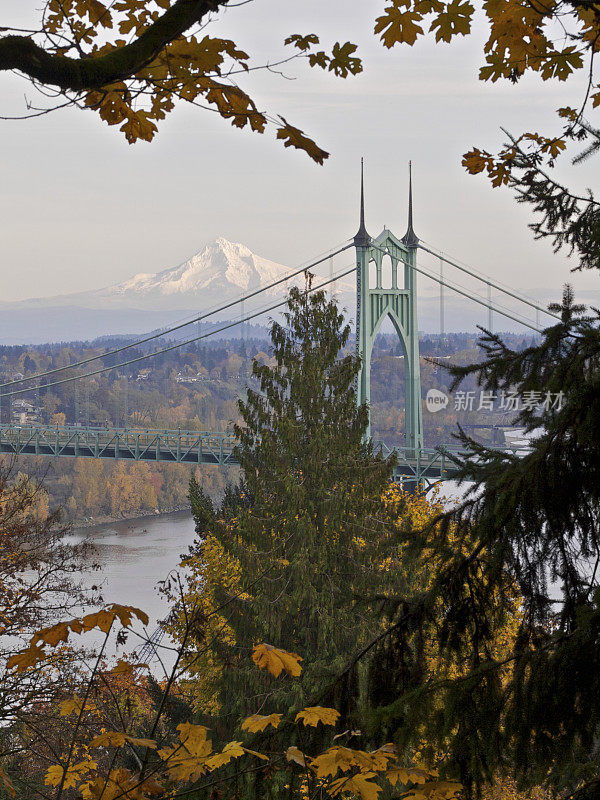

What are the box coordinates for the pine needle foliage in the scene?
[370,286,600,796]
[505,140,600,272]
[186,283,398,730]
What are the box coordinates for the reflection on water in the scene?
[67,511,197,630]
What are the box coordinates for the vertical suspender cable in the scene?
[439,257,444,341]
[124,377,128,428]
[329,255,334,301]
[241,298,245,363]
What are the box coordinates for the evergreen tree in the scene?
[183,283,398,729]
[368,286,600,798]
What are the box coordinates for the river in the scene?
[68,480,467,629]
[69,511,198,634]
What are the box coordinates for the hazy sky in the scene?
[2,0,599,314]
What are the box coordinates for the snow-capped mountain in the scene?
[93,238,302,310]
[5,239,302,312]
[0,239,354,344]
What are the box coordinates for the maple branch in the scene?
[56,621,114,800]
[0,0,230,91]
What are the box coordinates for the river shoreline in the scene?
[67,504,192,532]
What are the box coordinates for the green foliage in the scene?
[183,282,398,730]
[370,286,600,796]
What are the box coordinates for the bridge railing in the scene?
[0,425,239,465]
[0,424,531,479]
[374,437,532,486]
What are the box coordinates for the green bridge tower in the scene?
[354,163,424,452]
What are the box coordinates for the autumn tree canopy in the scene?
[3,0,600,178]
[0,0,363,160]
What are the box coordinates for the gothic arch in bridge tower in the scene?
[353,164,424,451]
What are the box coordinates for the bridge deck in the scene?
[0,425,528,485]
[0,425,238,466]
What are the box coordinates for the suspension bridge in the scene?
[0,165,555,487]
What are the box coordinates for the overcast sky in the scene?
[2,0,599,315]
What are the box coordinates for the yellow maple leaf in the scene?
[110,658,146,676]
[83,0,112,26]
[311,746,357,778]
[7,643,46,672]
[205,740,245,770]
[251,643,303,677]
[285,33,320,51]
[328,41,363,77]
[81,610,116,634]
[286,745,308,767]
[275,118,329,164]
[45,760,97,789]
[375,4,425,48]
[82,604,149,633]
[90,730,157,749]
[159,723,213,781]
[539,46,583,81]
[329,771,381,800]
[33,621,72,647]
[386,764,431,786]
[241,713,282,732]
[295,706,340,727]
[178,722,212,754]
[429,0,474,42]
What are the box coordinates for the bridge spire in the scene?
[353,158,371,247]
[402,161,419,248]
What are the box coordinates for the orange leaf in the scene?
[276,119,329,164]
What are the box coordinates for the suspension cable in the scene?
[418,256,543,327]
[411,264,541,332]
[0,241,353,391]
[369,244,544,331]
[0,266,357,400]
[418,241,560,321]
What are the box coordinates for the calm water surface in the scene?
[68,511,198,631]
[68,481,467,626]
